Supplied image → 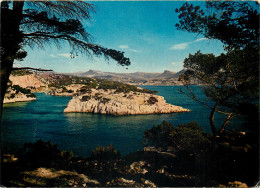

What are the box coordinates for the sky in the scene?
[17,1,226,73]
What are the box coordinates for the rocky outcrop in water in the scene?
[64,89,190,115]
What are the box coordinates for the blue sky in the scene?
[18,1,225,73]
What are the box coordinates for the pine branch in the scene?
[23,32,130,66]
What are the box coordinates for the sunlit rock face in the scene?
[64,89,190,115]
[3,74,41,104]
[9,74,45,89]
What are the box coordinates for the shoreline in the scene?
[3,97,36,104]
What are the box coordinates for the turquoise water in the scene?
[1,86,243,157]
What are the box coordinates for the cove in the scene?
[1,86,243,157]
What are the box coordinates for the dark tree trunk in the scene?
[209,103,218,137]
[0,61,14,118]
[0,1,25,120]
[219,112,233,135]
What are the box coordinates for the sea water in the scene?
[1,86,243,157]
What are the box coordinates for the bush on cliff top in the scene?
[17,140,73,169]
[143,120,212,154]
[90,144,120,161]
[11,70,33,76]
[12,85,32,95]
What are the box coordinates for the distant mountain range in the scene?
[62,69,187,85]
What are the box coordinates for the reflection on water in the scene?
[3,101,32,108]
[2,87,244,157]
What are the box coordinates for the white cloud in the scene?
[119,45,129,49]
[170,43,189,50]
[129,49,141,53]
[170,38,207,50]
[194,38,207,42]
[119,45,141,53]
[171,61,182,65]
[57,53,72,58]
[50,54,57,58]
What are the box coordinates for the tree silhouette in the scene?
[175,1,259,136]
[0,1,130,118]
[176,1,259,50]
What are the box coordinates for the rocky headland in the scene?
[64,89,190,115]
[3,93,36,104]
[3,72,44,104]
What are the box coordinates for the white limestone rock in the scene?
[64,90,190,115]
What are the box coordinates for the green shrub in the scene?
[17,140,61,168]
[144,120,175,148]
[11,70,33,76]
[17,140,74,169]
[94,93,102,100]
[10,93,15,99]
[139,88,158,94]
[82,95,91,101]
[169,121,212,154]
[147,96,158,104]
[62,87,73,93]
[90,144,120,161]
[62,86,68,92]
[26,93,36,98]
[144,121,212,155]
[84,81,97,89]
[80,86,92,93]
[12,85,32,94]
[60,150,74,161]
[97,79,157,94]
[100,97,111,104]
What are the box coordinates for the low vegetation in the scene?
[78,86,92,94]
[12,85,31,95]
[144,121,212,154]
[81,95,111,104]
[146,96,158,105]
[44,73,157,94]
[47,75,98,88]
[81,95,91,101]
[96,79,157,94]
[5,82,36,99]
[143,121,259,186]
[90,144,120,161]
[11,70,33,76]
[61,86,73,93]
[100,97,111,104]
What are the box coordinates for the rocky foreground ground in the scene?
[2,149,250,187]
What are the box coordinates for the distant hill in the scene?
[157,70,177,78]
[76,69,106,77]
[65,69,186,85]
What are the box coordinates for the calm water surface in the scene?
[1,86,243,157]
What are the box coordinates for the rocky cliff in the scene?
[9,74,45,89]
[3,73,44,104]
[64,89,190,115]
